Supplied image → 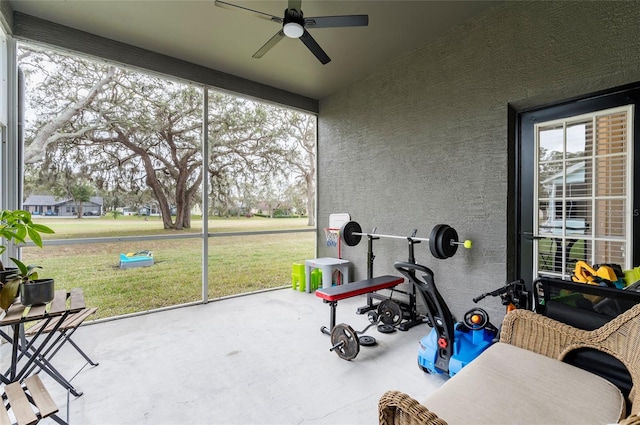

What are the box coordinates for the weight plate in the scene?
[330,323,360,360]
[429,224,446,259]
[340,221,363,247]
[430,224,459,259]
[367,311,379,324]
[436,224,449,259]
[359,335,377,346]
[378,299,403,326]
[377,324,396,334]
[439,225,459,259]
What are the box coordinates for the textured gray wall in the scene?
[317,1,640,321]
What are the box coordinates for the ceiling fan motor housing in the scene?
[283,8,304,38]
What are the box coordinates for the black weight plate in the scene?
[436,224,449,259]
[439,225,459,259]
[359,335,377,346]
[429,224,446,259]
[378,299,403,326]
[377,324,396,334]
[330,323,360,360]
[340,221,362,247]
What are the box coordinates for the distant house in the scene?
[138,204,161,216]
[539,161,586,236]
[23,195,104,217]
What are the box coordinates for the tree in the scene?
[279,111,316,226]
[19,45,315,229]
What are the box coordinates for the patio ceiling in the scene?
[7,0,501,100]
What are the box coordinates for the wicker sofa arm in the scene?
[379,391,448,425]
[500,304,640,415]
[619,414,640,425]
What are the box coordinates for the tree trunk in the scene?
[306,192,315,226]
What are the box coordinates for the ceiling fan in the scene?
[214,0,368,65]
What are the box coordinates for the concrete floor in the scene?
[2,288,447,425]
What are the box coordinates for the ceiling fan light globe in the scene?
[283,22,304,38]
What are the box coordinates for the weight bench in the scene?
[315,275,404,334]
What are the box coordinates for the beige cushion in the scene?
[422,342,625,425]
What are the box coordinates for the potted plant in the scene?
[8,258,55,307]
[0,209,54,309]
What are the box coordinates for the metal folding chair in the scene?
[23,307,99,397]
[1,374,66,425]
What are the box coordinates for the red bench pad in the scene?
[315,275,404,302]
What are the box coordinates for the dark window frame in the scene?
[511,83,640,290]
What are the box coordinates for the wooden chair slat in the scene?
[0,302,26,325]
[42,316,64,334]
[66,307,97,329]
[69,288,85,311]
[23,318,48,336]
[26,307,97,338]
[4,382,37,425]
[24,305,46,320]
[47,291,68,315]
[1,288,86,325]
[24,375,58,419]
[0,402,12,425]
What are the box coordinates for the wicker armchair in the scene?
[379,304,640,425]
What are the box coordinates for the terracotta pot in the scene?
[20,278,55,306]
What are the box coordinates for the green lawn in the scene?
[537,237,586,274]
[36,214,312,238]
[20,216,315,319]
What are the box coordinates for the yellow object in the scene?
[463,240,473,249]
[625,267,640,286]
[310,268,323,291]
[291,263,305,291]
[572,261,617,285]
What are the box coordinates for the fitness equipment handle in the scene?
[329,341,345,352]
[473,279,525,303]
[393,261,435,279]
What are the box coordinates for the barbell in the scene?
[340,221,472,259]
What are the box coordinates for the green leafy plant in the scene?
[0,209,54,270]
[0,209,54,309]
[9,257,42,283]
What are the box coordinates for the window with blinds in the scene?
[534,105,634,278]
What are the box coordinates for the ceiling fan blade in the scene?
[299,30,330,65]
[253,30,286,59]
[288,0,302,12]
[305,15,368,29]
[214,0,283,23]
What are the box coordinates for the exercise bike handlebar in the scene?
[473,279,525,303]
